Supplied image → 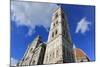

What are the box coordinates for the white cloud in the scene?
[75,17,91,34]
[11,57,18,66]
[11,1,58,36]
[73,43,76,48]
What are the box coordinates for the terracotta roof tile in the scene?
[74,48,86,58]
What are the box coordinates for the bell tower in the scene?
[43,5,75,64]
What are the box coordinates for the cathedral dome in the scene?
[74,48,90,62]
[74,48,86,58]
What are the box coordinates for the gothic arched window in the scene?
[52,32,54,38]
[56,20,58,25]
[56,50,58,58]
[53,52,55,58]
[53,23,55,27]
[49,54,52,61]
[55,30,58,35]
[55,13,58,19]
[32,60,35,64]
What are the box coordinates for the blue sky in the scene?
[11,1,95,65]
